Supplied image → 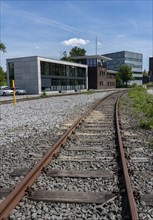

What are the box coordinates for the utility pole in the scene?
[96,36,97,55]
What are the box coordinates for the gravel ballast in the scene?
[0,92,112,188]
[1,91,152,220]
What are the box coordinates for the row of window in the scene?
[107,63,142,71]
[100,81,115,86]
[105,52,142,60]
[77,58,107,68]
[107,81,115,86]
[41,77,86,91]
[99,70,106,76]
[41,77,85,86]
[125,57,142,62]
[126,63,142,69]
[99,71,115,78]
[86,58,97,66]
[41,61,86,78]
[42,84,85,91]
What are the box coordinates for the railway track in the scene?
[0,93,80,105]
[0,90,116,105]
[0,91,150,219]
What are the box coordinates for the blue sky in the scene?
[0,0,153,71]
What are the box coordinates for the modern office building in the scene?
[72,55,116,89]
[149,57,153,82]
[6,56,88,94]
[103,51,143,85]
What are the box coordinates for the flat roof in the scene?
[103,50,143,56]
[6,56,88,68]
[71,55,112,61]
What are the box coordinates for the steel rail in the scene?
[0,93,82,105]
[0,90,117,105]
[0,92,118,219]
[115,95,139,220]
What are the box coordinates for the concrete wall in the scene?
[7,57,39,94]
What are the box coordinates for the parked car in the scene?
[10,87,26,95]
[0,86,13,96]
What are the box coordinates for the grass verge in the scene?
[128,86,153,129]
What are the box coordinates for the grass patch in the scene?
[147,82,153,87]
[128,86,153,129]
[40,91,47,98]
[81,90,96,95]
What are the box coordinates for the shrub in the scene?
[130,83,137,88]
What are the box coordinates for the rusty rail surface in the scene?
[0,92,116,219]
[115,95,139,220]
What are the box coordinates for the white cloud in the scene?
[62,38,90,46]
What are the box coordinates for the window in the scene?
[55,63,60,75]
[52,63,56,75]
[70,66,75,77]
[41,61,50,75]
[8,63,14,86]
[61,65,66,76]
[77,67,85,77]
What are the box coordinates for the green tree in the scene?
[60,47,86,61]
[0,43,7,85]
[0,42,6,53]
[116,73,122,88]
[117,65,134,87]
[142,69,148,76]
[0,66,7,86]
[60,51,71,61]
[69,46,86,57]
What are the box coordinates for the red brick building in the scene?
[72,55,116,89]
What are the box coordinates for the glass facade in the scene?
[103,51,143,85]
[41,61,86,91]
[87,58,97,66]
[149,57,153,72]
[78,58,107,68]
[103,51,143,72]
